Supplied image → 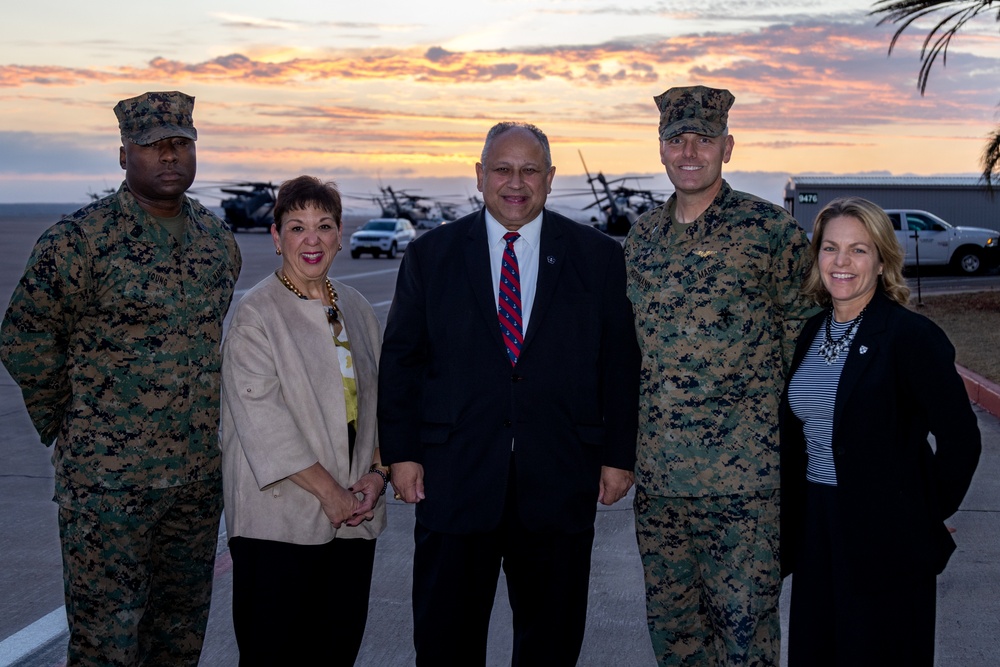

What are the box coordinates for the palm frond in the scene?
[871,1,1000,93]
[980,126,1000,193]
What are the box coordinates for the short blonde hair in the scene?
[803,197,909,306]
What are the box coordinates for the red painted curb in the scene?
[957,365,1000,420]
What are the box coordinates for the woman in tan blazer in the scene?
[221,176,387,666]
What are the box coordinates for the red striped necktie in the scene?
[498,232,524,365]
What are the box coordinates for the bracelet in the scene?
[369,461,391,482]
[368,464,389,497]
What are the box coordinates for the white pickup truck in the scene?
[883,209,999,275]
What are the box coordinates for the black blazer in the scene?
[378,208,640,535]
[780,290,981,581]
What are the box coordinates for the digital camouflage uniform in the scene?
[625,180,816,666]
[0,182,241,666]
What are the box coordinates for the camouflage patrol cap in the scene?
[114,91,198,145]
[654,86,735,140]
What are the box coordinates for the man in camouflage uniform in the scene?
[0,91,241,667]
[624,86,816,665]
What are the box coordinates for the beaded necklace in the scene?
[817,305,867,365]
[277,272,340,325]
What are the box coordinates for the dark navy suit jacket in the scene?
[378,208,640,535]
[780,289,981,581]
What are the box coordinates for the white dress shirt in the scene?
[485,209,542,335]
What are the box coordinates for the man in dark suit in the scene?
[378,122,640,665]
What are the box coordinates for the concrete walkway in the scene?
[7,418,996,667]
[204,399,1000,666]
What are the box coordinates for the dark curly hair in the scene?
[273,176,343,231]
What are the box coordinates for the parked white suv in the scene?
[883,209,999,275]
[349,218,416,259]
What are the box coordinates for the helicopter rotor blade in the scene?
[578,150,603,212]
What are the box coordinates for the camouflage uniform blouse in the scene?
[624,180,816,497]
[0,183,241,505]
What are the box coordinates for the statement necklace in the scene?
[817,306,867,365]
[277,272,340,325]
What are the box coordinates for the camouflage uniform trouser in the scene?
[634,488,781,667]
[57,477,222,667]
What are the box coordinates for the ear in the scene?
[658,138,673,168]
[475,162,485,193]
[119,146,127,170]
[722,134,735,164]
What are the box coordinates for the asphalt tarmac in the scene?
[0,212,997,666]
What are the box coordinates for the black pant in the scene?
[230,535,377,667]
[412,456,595,667]
[788,482,937,667]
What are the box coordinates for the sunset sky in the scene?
[3,0,1000,207]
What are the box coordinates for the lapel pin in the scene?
[547,255,556,264]
[859,345,868,355]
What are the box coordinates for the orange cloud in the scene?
[3,19,998,190]
[0,44,672,88]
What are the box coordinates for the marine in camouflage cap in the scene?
[626,82,816,666]
[655,85,734,140]
[114,91,198,145]
[2,88,239,666]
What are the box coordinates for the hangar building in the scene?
[783,176,1000,234]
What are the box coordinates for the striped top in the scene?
[787,316,859,486]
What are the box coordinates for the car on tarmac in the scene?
[883,209,1000,275]
[349,218,416,259]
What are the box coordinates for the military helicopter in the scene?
[437,201,463,222]
[218,182,277,232]
[376,186,460,229]
[579,152,665,236]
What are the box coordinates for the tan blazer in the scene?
[221,273,386,544]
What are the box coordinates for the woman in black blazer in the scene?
[780,197,981,666]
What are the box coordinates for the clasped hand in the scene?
[598,466,634,506]
[343,472,382,526]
